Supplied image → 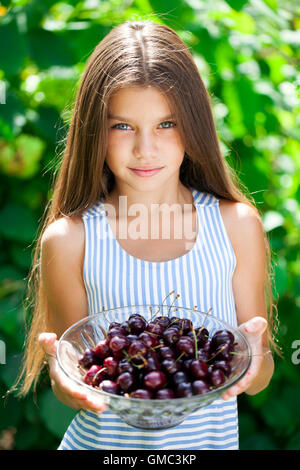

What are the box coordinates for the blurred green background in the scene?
[0,0,300,450]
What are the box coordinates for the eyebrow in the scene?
[107,114,175,122]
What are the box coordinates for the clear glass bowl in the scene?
[57,305,251,430]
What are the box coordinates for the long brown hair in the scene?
[16,20,280,396]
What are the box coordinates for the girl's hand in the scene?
[38,332,107,414]
[221,316,269,401]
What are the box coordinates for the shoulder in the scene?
[218,199,265,253]
[41,216,85,267]
[42,215,84,245]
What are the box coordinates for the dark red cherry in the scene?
[139,331,159,348]
[172,371,189,386]
[94,339,111,359]
[212,360,232,377]
[107,326,127,340]
[192,380,210,395]
[156,388,175,399]
[189,358,209,379]
[78,348,100,369]
[176,336,195,356]
[145,351,161,371]
[103,356,119,377]
[130,389,153,399]
[117,359,135,375]
[117,372,135,392]
[162,358,181,375]
[175,381,193,398]
[155,316,171,328]
[146,321,164,336]
[92,367,108,387]
[214,343,234,361]
[144,370,167,391]
[109,335,130,353]
[128,340,148,361]
[209,369,226,387]
[159,346,176,360]
[211,330,235,348]
[83,365,102,385]
[128,315,147,334]
[163,328,180,345]
[99,379,120,395]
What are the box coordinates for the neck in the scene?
[105,182,193,218]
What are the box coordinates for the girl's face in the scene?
[106,86,185,195]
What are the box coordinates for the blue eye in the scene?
[112,123,131,130]
[159,121,176,129]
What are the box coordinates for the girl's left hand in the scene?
[221,316,268,401]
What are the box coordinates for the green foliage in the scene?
[0,0,299,450]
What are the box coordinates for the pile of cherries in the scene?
[77,312,236,399]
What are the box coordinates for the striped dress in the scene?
[58,188,239,450]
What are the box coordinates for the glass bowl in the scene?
[57,305,251,430]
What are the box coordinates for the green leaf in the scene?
[28,29,76,69]
[225,0,248,11]
[0,202,37,243]
[0,134,45,178]
[0,17,28,75]
[38,389,77,438]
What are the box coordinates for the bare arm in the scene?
[40,216,88,337]
[219,200,274,398]
[39,216,106,413]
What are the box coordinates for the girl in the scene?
[17,20,277,450]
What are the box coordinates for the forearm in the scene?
[245,348,274,395]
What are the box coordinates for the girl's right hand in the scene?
[38,332,107,414]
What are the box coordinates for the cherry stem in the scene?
[191,328,198,360]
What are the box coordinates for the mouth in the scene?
[129,167,164,177]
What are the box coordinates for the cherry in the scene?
[128,340,148,361]
[83,365,102,385]
[213,343,234,362]
[99,379,120,395]
[159,346,176,360]
[146,321,164,336]
[211,330,234,348]
[156,388,175,399]
[94,339,111,359]
[163,328,180,345]
[212,360,232,376]
[176,381,193,398]
[155,316,171,328]
[176,336,195,356]
[145,351,161,371]
[130,389,153,399]
[107,326,127,340]
[128,315,147,334]
[192,380,210,395]
[189,358,209,379]
[161,358,181,375]
[103,356,119,377]
[117,359,135,375]
[172,371,189,386]
[109,335,130,353]
[78,348,100,369]
[144,370,167,391]
[139,331,159,348]
[117,372,135,392]
[209,369,226,387]
[92,367,108,387]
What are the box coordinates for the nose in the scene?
[133,129,158,159]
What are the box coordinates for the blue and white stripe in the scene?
[58,188,239,450]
